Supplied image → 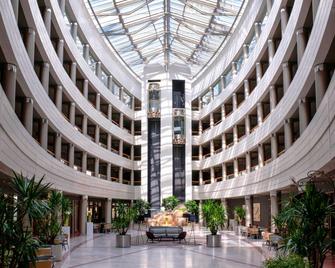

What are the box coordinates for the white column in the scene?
[255,62,263,84]
[83,80,89,99]
[69,102,76,125]
[232,62,238,77]
[296,28,307,65]
[55,85,63,111]
[95,61,102,78]
[24,28,35,64]
[56,39,64,64]
[80,195,88,235]
[269,85,277,111]
[234,158,239,177]
[95,125,100,144]
[210,140,214,156]
[119,140,123,156]
[82,115,87,135]
[232,93,238,111]
[221,133,226,149]
[233,125,238,144]
[245,115,250,135]
[270,191,279,233]
[282,62,292,94]
[246,152,251,172]
[59,0,66,14]
[107,75,113,91]
[280,8,288,35]
[55,133,62,160]
[258,144,264,167]
[244,79,250,98]
[299,98,309,134]
[70,62,77,83]
[3,63,17,109]
[119,114,124,129]
[243,44,249,60]
[254,22,262,40]
[105,198,112,224]
[257,102,263,126]
[210,167,215,184]
[271,133,278,159]
[314,64,328,108]
[43,8,52,36]
[222,163,227,180]
[70,22,78,40]
[107,163,111,181]
[82,151,87,173]
[119,167,123,184]
[199,170,203,185]
[69,144,74,168]
[23,97,33,135]
[107,134,112,151]
[94,158,99,177]
[40,62,50,94]
[96,93,101,111]
[130,170,134,185]
[83,44,90,62]
[268,39,276,64]
[221,104,226,119]
[245,195,253,226]
[107,104,112,120]
[199,145,203,160]
[284,119,293,149]
[40,118,48,150]
[210,113,214,128]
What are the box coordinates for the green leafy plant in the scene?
[264,254,310,268]
[0,172,51,268]
[62,196,72,226]
[36,191,62,245]
[162,196,179,211]
[112,202,135,235]
[185,200,199,215]
[274,180,335,268]
[133,199,150,222]
[202,200,226,235]
[234,206,246,225]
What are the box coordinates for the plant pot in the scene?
[116,234,131,248]
[206,234,221,247]
[51,244,62,261]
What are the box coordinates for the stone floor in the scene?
[56,227,272,268]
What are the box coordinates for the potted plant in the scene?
[185,200,198,222]
[61,196,72,227]
[162,196,179,211]
[113,202,135,248]
[36,191,63,261]
[0,172,51,267]
[273,172,335,268]
[234,206,246,235]
[202,200,226,247]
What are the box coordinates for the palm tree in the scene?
[0,172,51,268]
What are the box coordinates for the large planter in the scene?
[206,234,221,247]
[51,244,62,261]
[116,234,131,248]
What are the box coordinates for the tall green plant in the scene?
[61,196,72,226]
[133,199,150,222]
[274,182,335,268]
[162,196,179,211]
[202,200,226,235]
[185,200,198,215]
[0,172,51,268]
[234,206,246,225]
[112,202,135,235]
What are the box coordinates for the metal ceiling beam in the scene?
[164,0,171,70]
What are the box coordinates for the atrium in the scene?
[0,0,334,267]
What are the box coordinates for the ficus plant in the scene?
[202,200,226,235]
[162,196,179,211]
[112,202,135,235]
[185,200,199,215]
[234,206,246,225]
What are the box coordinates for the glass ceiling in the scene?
[85,0,247,78]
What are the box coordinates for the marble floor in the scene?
[56,228,271,268]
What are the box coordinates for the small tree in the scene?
[202,200,226,235]
[234,206,246,225]
[112,202,135,235]
[61,196,72,226]
[162,196,179,211]
[133,199,150,222]
[185,200,198,215]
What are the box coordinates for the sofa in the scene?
[147,226,186,242]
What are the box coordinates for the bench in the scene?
[146,226,186,242]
